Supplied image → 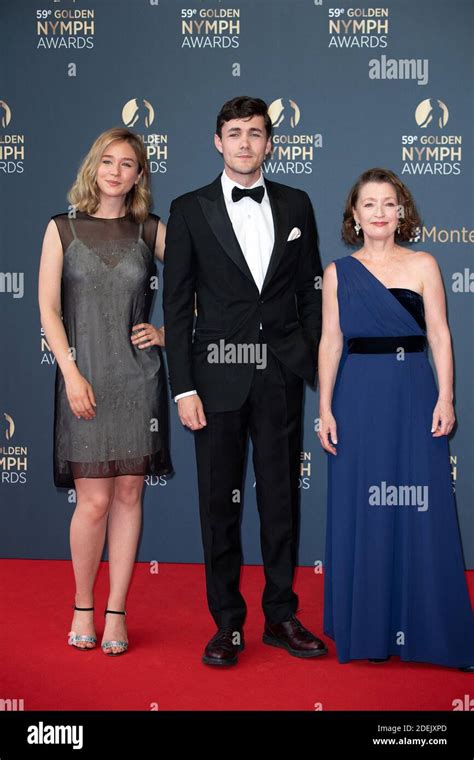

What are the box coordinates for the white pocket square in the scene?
[287,227,301,241]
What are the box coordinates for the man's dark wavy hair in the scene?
[216,96,272,139]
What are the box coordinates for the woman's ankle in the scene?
[105,600,127,612]
[74,594,94,608]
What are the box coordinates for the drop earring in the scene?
[354,222,361,235]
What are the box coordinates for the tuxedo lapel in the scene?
[197,176,256,285]
[261,180,289,292]
[197,174,289,292]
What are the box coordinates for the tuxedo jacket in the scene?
[163,174,323,413]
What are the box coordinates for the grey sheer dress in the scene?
[50,211,173,488]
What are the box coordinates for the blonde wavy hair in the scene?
[68,127,152,223]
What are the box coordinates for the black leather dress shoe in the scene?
[263,615,328,658]
[368,657,391,663]
[459,665,474,672]
[202,627,245,667]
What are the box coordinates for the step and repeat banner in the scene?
[1,0,473,566]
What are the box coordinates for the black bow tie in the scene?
[231,185,265,204]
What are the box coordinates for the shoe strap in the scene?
[69,633,97,644]
[102,640,128,648]
[104,609,127,616]
[72,605,94,611]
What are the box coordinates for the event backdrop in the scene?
[1,0,473,568]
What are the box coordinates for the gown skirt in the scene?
[323,254,474,668]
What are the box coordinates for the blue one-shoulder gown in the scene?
[323,254,474,668]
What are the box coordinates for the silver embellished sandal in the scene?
[68,605,97,650]
[101,609,128,656]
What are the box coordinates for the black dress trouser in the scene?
[194,332,304,629]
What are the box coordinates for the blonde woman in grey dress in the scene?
[39,128,172,655]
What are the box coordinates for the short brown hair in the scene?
[342,167,422,246]
[216,96,272,139]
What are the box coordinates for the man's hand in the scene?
[178,395,207,430]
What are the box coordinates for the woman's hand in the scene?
[65,374,96,419]
[431,398,455,437]
[317,409,338,455]
[131,323,165,348]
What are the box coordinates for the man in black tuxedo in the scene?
[163,96,327,666]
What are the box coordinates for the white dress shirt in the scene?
[174,168,275,402]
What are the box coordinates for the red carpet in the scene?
[1,560,472,711]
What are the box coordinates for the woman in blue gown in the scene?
[318,168,474,670]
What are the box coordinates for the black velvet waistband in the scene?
[348,335,427,354]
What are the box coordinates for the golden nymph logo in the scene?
[40,327,56,366]
[252,450,311,490]
[1,413,28,484]
[264,99,322,175]
[180,7,240,48]
[122,99,167,174]
[0,101,25,175]
[328,7,389,48]
[300,451,312,490]
[450,455,457,493]
[401,99,462,176]
[36,5,95,50]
